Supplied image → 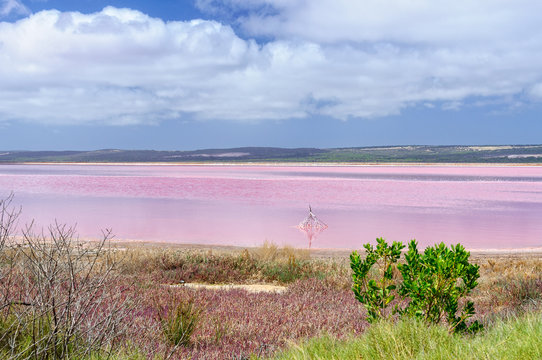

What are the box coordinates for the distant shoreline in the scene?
[2,145,542,164]
[4,161,542,167]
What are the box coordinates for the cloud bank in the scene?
[1,2,542,125]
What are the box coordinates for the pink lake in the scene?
[1,164,542,249]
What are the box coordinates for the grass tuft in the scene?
[158,299,202,347]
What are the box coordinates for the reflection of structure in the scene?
[297,206,328,248]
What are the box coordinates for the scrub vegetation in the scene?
[3,144,542,163]
[1,194,541,359]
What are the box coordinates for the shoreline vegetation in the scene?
[1,196,541,359]
[2,237,542,358]
[115,243,542,359]
[3,145,542,164]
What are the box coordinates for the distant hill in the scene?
[1,145,542,163]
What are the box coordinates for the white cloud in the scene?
[0,0,29,17]
[0,4,542,126]
[224,0,542,46]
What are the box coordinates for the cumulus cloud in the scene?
[0,3,542,126]
[216,0,542,46]
[0,0,29,17]
[0,7,262,124]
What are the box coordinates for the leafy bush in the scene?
[351,238,482,333]
[350,238,404,323]
[398,240,482,333]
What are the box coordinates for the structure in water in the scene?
[297,206,328,248]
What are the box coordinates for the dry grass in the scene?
[110,241,350,287]
[470,254,542,318]
[253,241,311,262]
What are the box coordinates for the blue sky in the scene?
[1,0,542,150]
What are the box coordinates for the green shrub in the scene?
[398,240,482,333]
[158,300,202,347]
[351,238,482,333]
[350,238,404,323]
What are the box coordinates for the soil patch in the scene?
[167,283,287,294]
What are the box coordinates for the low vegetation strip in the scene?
[3,145,542,163]
[273,313,542,360]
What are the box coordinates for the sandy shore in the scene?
[109,239,542,259]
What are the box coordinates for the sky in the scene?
[1,0,542,150]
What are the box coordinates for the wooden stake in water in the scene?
[297,205,328,248]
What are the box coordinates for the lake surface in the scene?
[1,164,542,249]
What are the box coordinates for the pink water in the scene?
[1,164,542,249]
